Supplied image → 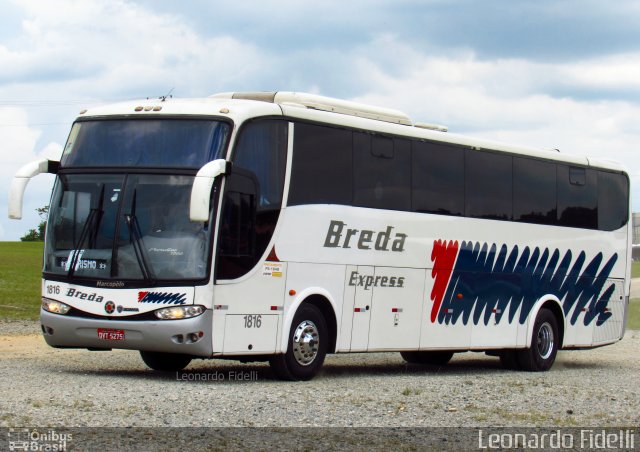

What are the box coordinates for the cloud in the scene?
[2,0,266,97]
[0,108,40,157]
[0,0,269,239]
[553,53,640,102]
[348,38,640,209]
[350,36,640,132]
[133,0,640,62]
[386,0,640,61]
[0,107,55,240]
[1,0,640,239]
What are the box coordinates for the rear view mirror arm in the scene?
[8,158,60,220]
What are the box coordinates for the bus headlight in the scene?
[154,305,204,320]
[42,298,71,315]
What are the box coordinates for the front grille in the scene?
[65,307,157,321]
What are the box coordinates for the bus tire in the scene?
[498,350,521,370]
[270,303,328,381]
[140,351,192,372]
[517,308,559,372]
[400,350,454,365]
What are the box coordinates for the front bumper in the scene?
[40,308,213,357]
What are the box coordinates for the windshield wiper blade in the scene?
[67,184,105,277]
[125,189,156,284]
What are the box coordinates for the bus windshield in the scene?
[42,118,231,283]
[44,173,213,282]
[61,119,230,168]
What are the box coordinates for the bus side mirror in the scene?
[189,159,232,222]
[8,158,60,220]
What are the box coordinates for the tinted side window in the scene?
[513,157,557,225]
[411,141,465,216]
[598,171,628,231]
[465,150,513,220]
[288,123,352,205]
[557,165,597,229]
[232,120,288,210]
[217,119,288,280]
[353,133,411,211]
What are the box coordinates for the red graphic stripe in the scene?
[430,239,459,322]
[138,291,148,302]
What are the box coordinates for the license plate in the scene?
[97,328,125,341]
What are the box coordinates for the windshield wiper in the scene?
[67,184,105,277]
[124,189,156,284]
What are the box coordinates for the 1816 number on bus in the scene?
[243,315,262,328]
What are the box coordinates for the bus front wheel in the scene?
[270,303,328,381]
[140,351,192,372]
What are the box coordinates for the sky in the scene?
[1,0,639,240]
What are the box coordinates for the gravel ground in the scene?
[1,320,639,431]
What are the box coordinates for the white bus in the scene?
[9,92,631,380]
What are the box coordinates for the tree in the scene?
[20,205,49,242]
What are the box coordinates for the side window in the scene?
[353,132,411,211]
[598,171,628,231]
[231,120,288,210]
[513,157,557,225]
[217,119,288,280]
[557,165,597,229]
[288,123,353,205]
[412,141,465,216]
[465,150,513,220]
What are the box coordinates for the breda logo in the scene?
[66,288,104,303]
[323,220,407,252]
[104,301,116,314]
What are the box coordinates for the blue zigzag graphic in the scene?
[437,241,617,327]
[138,292,187,305]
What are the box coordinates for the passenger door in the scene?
[344,266,374,352]
[367,267,424,351]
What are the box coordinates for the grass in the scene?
[629,298,640,330]
[0,242,43,320]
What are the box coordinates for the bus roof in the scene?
[77,92,626,174]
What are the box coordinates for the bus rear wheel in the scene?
[400,350,454,365]
[270,303,328,381]
[140,351,192,372]
[517,308,559,372]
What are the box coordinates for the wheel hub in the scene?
[537,321,555,360]
[292,320,319,366]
